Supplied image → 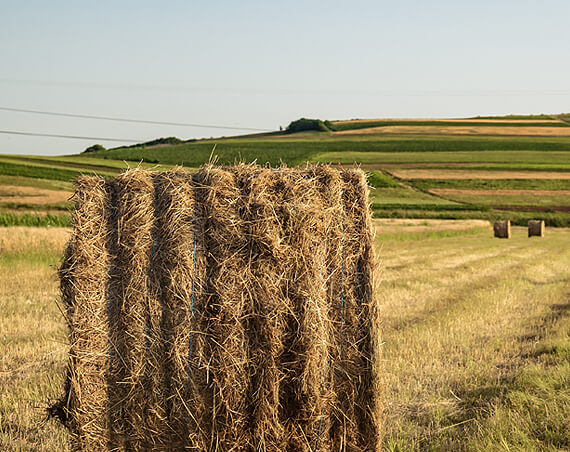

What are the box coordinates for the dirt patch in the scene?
[0,185,72,205]
[429,189,570,196]
[391,169,570,180]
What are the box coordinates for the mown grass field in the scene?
[0,223,568,450]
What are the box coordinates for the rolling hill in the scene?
[1,114,569,227]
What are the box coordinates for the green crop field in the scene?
[409,179,570,191]
[84,135,570,166]
[0,116,569,227]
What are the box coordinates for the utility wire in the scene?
[0,106,272,131]
[0,129,141,142]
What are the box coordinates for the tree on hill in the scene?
[286,118,330,133]
[82,144,106,153]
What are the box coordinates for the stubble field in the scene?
[0,222,568,451]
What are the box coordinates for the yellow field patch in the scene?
[0,185,72,205]
[334,125,570,137]
[390,169,570,180]
[0,226,70,255]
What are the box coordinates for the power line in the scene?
[0,129,141,142]
[0,106,272,131]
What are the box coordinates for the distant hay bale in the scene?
[51,165,381,451]
[528,220,545,237]
[493,220,511,239]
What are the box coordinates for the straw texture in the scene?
[528,220,545,237]
[52,164,380,451]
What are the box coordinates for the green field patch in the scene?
[0,175,73,191]
[411,179,570,190]
[0,212,71,227]
[88,139,319,166]
[378,226,490,242]
[0,156,118,176]
[4,156,123,174]
[439,193,570,208]
[84,135,570,167]
[0,201,71,211]
[37,155,174,171]
[370,187,458,206]
[0,160,87,182]
[372,208,570,227]
[366,170,401,188]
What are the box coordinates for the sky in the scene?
[1,0,569,156]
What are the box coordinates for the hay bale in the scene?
[49,177,111,451]
[528,220,545,237]
[493,220,511,239]
[52,164,380,451]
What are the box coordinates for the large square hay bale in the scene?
[528,220,545,237]
[51,165,381,451]
[493,220,511,238]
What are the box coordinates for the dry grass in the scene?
[0,227,69,451]
[1,222,568,451]
[391,169,570,180]
[378,225,569,450]
[0,185,72,205]
[334,125,570,137]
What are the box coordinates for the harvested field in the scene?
[374,218,490,233]
[0,185,72,205]
[391,169,570,180]
[1,224,569,450]
[0,226,69,255]
[428,188,570,196]
[334,125,570,137]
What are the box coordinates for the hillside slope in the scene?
[1,116,569,226]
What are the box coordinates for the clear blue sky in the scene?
[1,0,569,155]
